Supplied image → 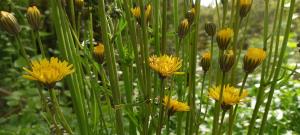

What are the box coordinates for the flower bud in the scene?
[200,52,211,73]
[216,28,234,50]
[27,5,42,30]
[185,7,195,23]
[178,18,190,39]
[219,50,235,72]
[0,11,20,35]
[131,4,152,25]
[239,0,252,18]
[243,48,266,73]
[75,0,84,9]
[204,22,216,36]
[93,43,105,64]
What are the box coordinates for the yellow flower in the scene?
[163,96,190,115]
[209,85,248,109]
[200,52,211,72]
[27,5,42,30]
[178,18,190,39]
[131,4,152,25]
[216,28,234,50]
[93,43,105,64]
[131,6,141,18]
[23,57,74,88]
[243,48,266,73]
[0,11,20,35]
[149,55,182,78]
[240,0,252,18]
[145,4,152,20]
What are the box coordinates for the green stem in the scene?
[161,0,167,54]
[222,0,228,28]
[157,77,166,135]
[218,110,227,135]
[35,31,46,58]
[215,0,221,28]
[259,0,295,134]
[49,88,73,134]
[16,35,30,65]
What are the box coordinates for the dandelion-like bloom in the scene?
[200,52,211,73]
[209,85,248,110]
[163,96,190,115]
[216,28,234,50]
[23,57,74,88]
[0,11,20,35]
[27,5,42,30]
[243,48,266,73]
[93,43,105,64]
[240,0,252,18]
[219,50,235,72]
[149,55,182,78]
[178,18,190,39]
[131,4,152,25]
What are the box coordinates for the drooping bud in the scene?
[243,48,266,73]
[93,43,105,64]
[27,5,42,30]
[216,28,234,50]
[219,50,235,72]
[0,11,20,35]
[204,22,217,36]
[200,52,211,73]
[239,0,252,18]
[178,18,190,39]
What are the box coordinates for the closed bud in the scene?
[185,7,195,23]
[243,48,266,73]
[27,5,42,30]
[239,0,252,18]
[216,28,234,50]
[178,18,190,39]
[200,52,211,73]
[75,0,84,9]
[0,11,20,35]
[131,4,152,25]
[204,22,216,36]
[219,50,235,72]
[93,43,105,64]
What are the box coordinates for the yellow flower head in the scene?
[131,4,152,25]
[149,55,182,78]
[131,6,141,18]
[27,5,41,30]
[209,85,248,109]
[93,43,105,64]
[219,50,235,72]
[243,48,266,73]
[178,18,190,39]
[145,4,152,20]
[239,0,252,18]
[163,96,190,115]
[23,57,74,88]
[0,11,20,35]
[216,28,234,50]
[200,52,211,72]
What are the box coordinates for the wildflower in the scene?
[75,0,84,9]
[23,57,74,88]
[149,55,182,78]
[93,43,105,64]
[209,85,248,110]
[243,48,266,73]
[204,22,217,36]
[178,18,190,39]
[27,5,42,30]
[219,50,235,72]
[200,52,211,73]
[240,0,252,18]
[131,4,152,25]
[185,7,195,23]
[0,11,20,35]
[163,96,190,115]
[216,28,234,50]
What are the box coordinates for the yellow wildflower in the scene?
[131,4,152,25]
[243,48,266,73]
[209,85,248,109]
[163,96,190,115]
[216,28,234,50]
[149,55,182,78]
[27,5,42,30]
[200,52,211,73]
[23,57,74,88]
[240,0,252,18]
[219,50,235,72]
[178,18,190,39]
[93,43,105,64]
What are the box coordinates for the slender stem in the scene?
[199,72,207,113]
[218,110,227,135]
[161,0,167,54]
[209,36,214,87]
[215,0,221,28]
[49,88,73,134]
[259,0,295,134]
[157,77,166,135]
[222,0,228,28]
[16,35,30,65]
[35,31,46,58]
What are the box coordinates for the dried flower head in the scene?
[149,55,182,78]
[216,28,234,50]
[209,85,248,110]
[200,52,211,73]
[219,50,235,72]
[27,5,42,30]
[163,96,190,115]
[0,11,20,35]
[23,57,74,88]
[93,43,105,64]
[240,0,252,18]
[243,48,266,73]
[204,22,217,36]
[178,18,190,39]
